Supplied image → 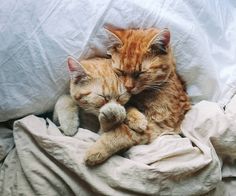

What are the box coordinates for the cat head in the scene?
[67,57,130,115]
[105,25,176,94]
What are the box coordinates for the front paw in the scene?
[99,102,126,130]
[126,118,147,133]
[84,148,109,166]
[125,109,148,133]
[59,122,78,136]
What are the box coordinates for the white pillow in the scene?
[1,0,236,121]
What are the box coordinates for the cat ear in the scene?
[148,28,170,54]
[104,24,123,50]
[67,56,87,81]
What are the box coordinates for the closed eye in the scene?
[97,94,104,97]
[114,68,126,76]
[77,75,92,85]
[96,94,111,101]
[132,71,146,78]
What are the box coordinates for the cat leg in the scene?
[125,107,148,133]
[84,124,149,166]
[53,94,79,136]
[98,102,126,132]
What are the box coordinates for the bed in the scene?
[1,0,236,195]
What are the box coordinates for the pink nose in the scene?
[125,79,134,92]
[125,84,134,92]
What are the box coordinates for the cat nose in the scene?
[125,78,134,92]
[125,83,134,92]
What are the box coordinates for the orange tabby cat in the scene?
[105,26,191,140]
[54,57,150,165]
[54,26,191,166]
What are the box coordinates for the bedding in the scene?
[1,0,236,121]
[1,97,236,195]
[1,0,236,195]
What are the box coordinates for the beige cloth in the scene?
[1,97,236,195]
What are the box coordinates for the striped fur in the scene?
[54,57,151,165]
[69,57,130,116]
[106,26,191,141]
[54,31,191,166]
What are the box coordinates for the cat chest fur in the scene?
[129,74,190,129]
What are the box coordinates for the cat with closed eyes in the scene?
[54,26,191,166]
[105,25,191,142]
[54,57,150,166]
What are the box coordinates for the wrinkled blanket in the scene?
[1,96,236,195]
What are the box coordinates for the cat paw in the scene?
[84,148,109,166]
[125,108,148,133]
[59,123,78,136]
[99,102,126,131]
[126,118,148,133]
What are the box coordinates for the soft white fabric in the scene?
[1,0,236,121]
[1,96,236,195]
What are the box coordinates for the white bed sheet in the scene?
[1,96,236,195]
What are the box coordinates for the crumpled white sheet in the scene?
[1,0,236,121]
[1,96,236,195]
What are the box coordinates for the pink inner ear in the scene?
[67,57,87,82]
[68,58,78,72]
[162,29,170,46]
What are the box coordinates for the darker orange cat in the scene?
[105,26,191,138]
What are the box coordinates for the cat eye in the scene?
[104,95,111,101]
[132,72,141,78]
[77,75,92,85]
[114,68,126,76]
[97,94,111,102]
[132,71,146,79]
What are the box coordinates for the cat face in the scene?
[67,57,130,115]
[105,26,176,94]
